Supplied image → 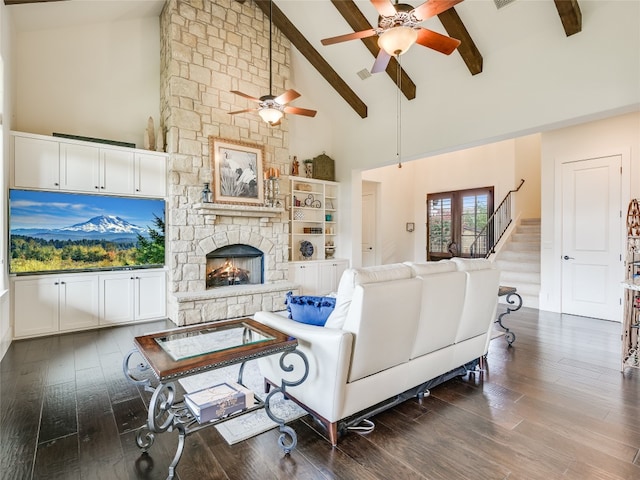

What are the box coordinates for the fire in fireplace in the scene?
[206,244,264,289]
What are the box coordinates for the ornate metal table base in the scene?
[496,286,522,346]
[123,348,308,480]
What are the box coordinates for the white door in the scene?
[59,274,100,331]
[135,153,167,197]
[60,143,100,192]
[13,277,59,337]
[561,155,622,321]
[362,192,376,267]
[101,273,135,324]
[135,271,166,320]
[101,149,134,194]
[13,135,60,190]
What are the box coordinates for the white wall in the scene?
[362,162,417,264]
[539,111,640,313]
[514,134,542,219]
[12,16,161,148]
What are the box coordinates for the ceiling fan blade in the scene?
[371,49,392,74]
[415,28,461,55]
[321,28,377,46]
[230,90,261,103]
[274,89,301,105]
[370,0,397,17]
[283,106,317,117]
[270,119,282,127]
[228,108,257,115]
[412,0,464,22]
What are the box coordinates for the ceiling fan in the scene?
[229,0,316,126]
[321,0,463,74]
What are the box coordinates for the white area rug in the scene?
[179,361,307,445]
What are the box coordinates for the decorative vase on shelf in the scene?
[300,240,314,260]
[201,183,212,203]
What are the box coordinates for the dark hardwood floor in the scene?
[1,307,639,480]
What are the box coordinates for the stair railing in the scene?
[469,179,525,258]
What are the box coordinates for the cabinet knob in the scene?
[54,282,59,285]
[54,182,59,186]
[60,281,65,285]
[100,186,105,189]
[95,186,99,189]
[130,277,135,280]
[136,188,140,192]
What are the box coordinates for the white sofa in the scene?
[254,258,500,445]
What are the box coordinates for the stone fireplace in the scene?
[160,1,299,326]
[166,204,298,326]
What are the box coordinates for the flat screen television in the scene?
[9,189,165,274]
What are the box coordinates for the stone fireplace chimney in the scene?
[159,0,298,325]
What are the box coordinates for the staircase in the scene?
[493,218,541,309]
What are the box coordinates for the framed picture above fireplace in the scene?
[209,137,264,206]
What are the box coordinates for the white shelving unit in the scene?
[288,176,339,262]
[286,176,348,296]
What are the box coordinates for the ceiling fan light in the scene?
[378,26,418,56]
[258,107,284,125]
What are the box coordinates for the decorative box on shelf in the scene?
[184,381,254,423]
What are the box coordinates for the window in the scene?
[427,187,494,260]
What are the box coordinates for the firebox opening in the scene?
[206,244,264,289]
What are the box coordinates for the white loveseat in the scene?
[254,258,500,445]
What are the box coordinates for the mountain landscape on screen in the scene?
[9,189,165,274]
[11,215,149,243]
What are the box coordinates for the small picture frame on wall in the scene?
[209,137,264,205]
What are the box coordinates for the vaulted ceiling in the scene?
[6,0,582,119]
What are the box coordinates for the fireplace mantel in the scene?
[194,203,285,222]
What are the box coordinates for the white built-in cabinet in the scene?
[12,269,166,338]
[10,130,168,339]
[101,270,166,325]
[11,131,166,197]
[288,259,348,296]
[13,273,100,337]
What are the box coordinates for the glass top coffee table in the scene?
[123,317,308,480]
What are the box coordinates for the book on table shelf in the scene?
[184,381,254,423]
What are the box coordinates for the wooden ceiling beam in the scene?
[438,7,483,75]
[330,0,417,101]
[4,0,65,5]
[553,0,582,37]
[254,0,368,118]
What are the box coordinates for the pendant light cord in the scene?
[397,54,402,169]
[268,0,273,96]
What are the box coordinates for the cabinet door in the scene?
[134,271,166,320]
[13,278,59,337]
[58,275,100,332]
[289,263,319,295]
[13,135,60,189]
[100,274,135,324]
[318,260,348,295]
[60,143,100,192]
[101,149,135,194]
[135,153,167,197]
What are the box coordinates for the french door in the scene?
[427,187,494,260]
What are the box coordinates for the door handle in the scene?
[368,247,373,250]
[563,255,575,260]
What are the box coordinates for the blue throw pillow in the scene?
[285,291,336,326]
